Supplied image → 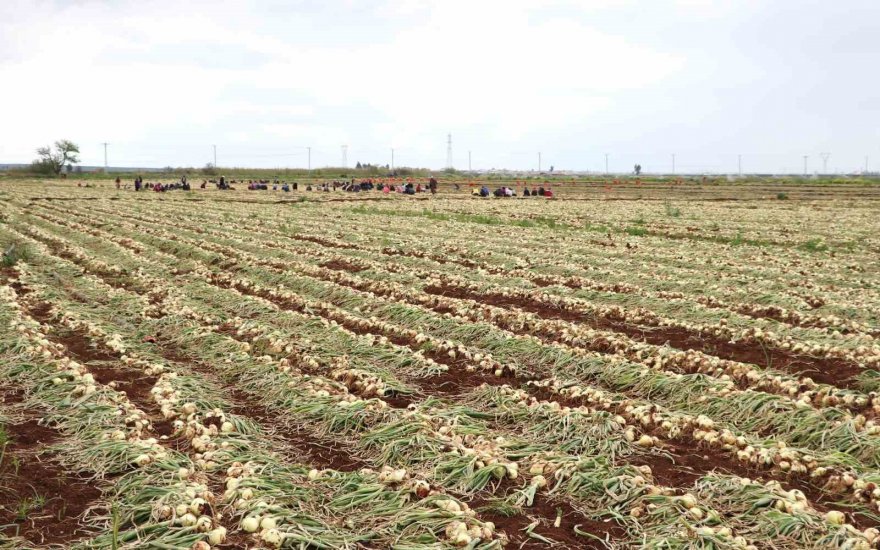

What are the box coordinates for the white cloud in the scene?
[1,0,877,171]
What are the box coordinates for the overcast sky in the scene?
[1,0,878,174]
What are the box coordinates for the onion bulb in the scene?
[207,526,227,545]
[825,510,845,525]
[241,516,260,532]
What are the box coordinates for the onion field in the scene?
[1,181,879,549]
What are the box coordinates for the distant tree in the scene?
[634,164,642,176]
[356,161,362,169]
[202,163,218,176]
[550,165,554,172]
[34,140,80,175]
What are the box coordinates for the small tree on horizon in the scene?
[34,140,80,175]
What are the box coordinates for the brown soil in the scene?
[22,301,175,438]
[45,242,141,292]
[534,277,877,336]
[295,235,358,250]
[3,417,59,447]
[380,248,481,271]
[47,329,117,363]
[215,280,510,406]
[423,284,865,388]
[470,484,622,549]
[0,419,101,545]
[226,383,366,472]
[380,391,415,409]
[319,259,366,273]
[423,369,510,397]
[529,374,875,521]
[154,341,367,473]
[26,301,53,323]
[656,326,864,388]
[650,441,876,529]
[9,280,31,297]
[216,532,255,549]
[525,387,877,530]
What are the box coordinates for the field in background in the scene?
[0,180,879,548]
[5,173,880,200]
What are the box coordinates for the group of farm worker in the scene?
[119,174,551,198]
[300,177,439,195]
[127,175,191,192]
[471,185,553,198]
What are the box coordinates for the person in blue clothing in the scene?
[479,185,490,197]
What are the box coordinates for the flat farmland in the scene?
[1,181,879,549]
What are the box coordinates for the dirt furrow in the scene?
[424,283,866,389]
[0,388,103,546]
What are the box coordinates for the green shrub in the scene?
[799,238,827,252]
[625,226,647,236]
[1,242,31,267]
[664,201,682,217]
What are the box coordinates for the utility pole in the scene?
[468,150,472,172]
[102,142,108,171]
[738,154,742,177]
[213,145,217,168]
[604,153,609,175]
[803,155,808,176]
[866,156,870,174]
[446,134,453,169]
[391,148,395,171]
[671,153,676,175]
[820,152,830,174]
[341,145,348,168]
[307,146,311,172]
[538,152,542,172]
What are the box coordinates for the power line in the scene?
[221,152,307,159]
